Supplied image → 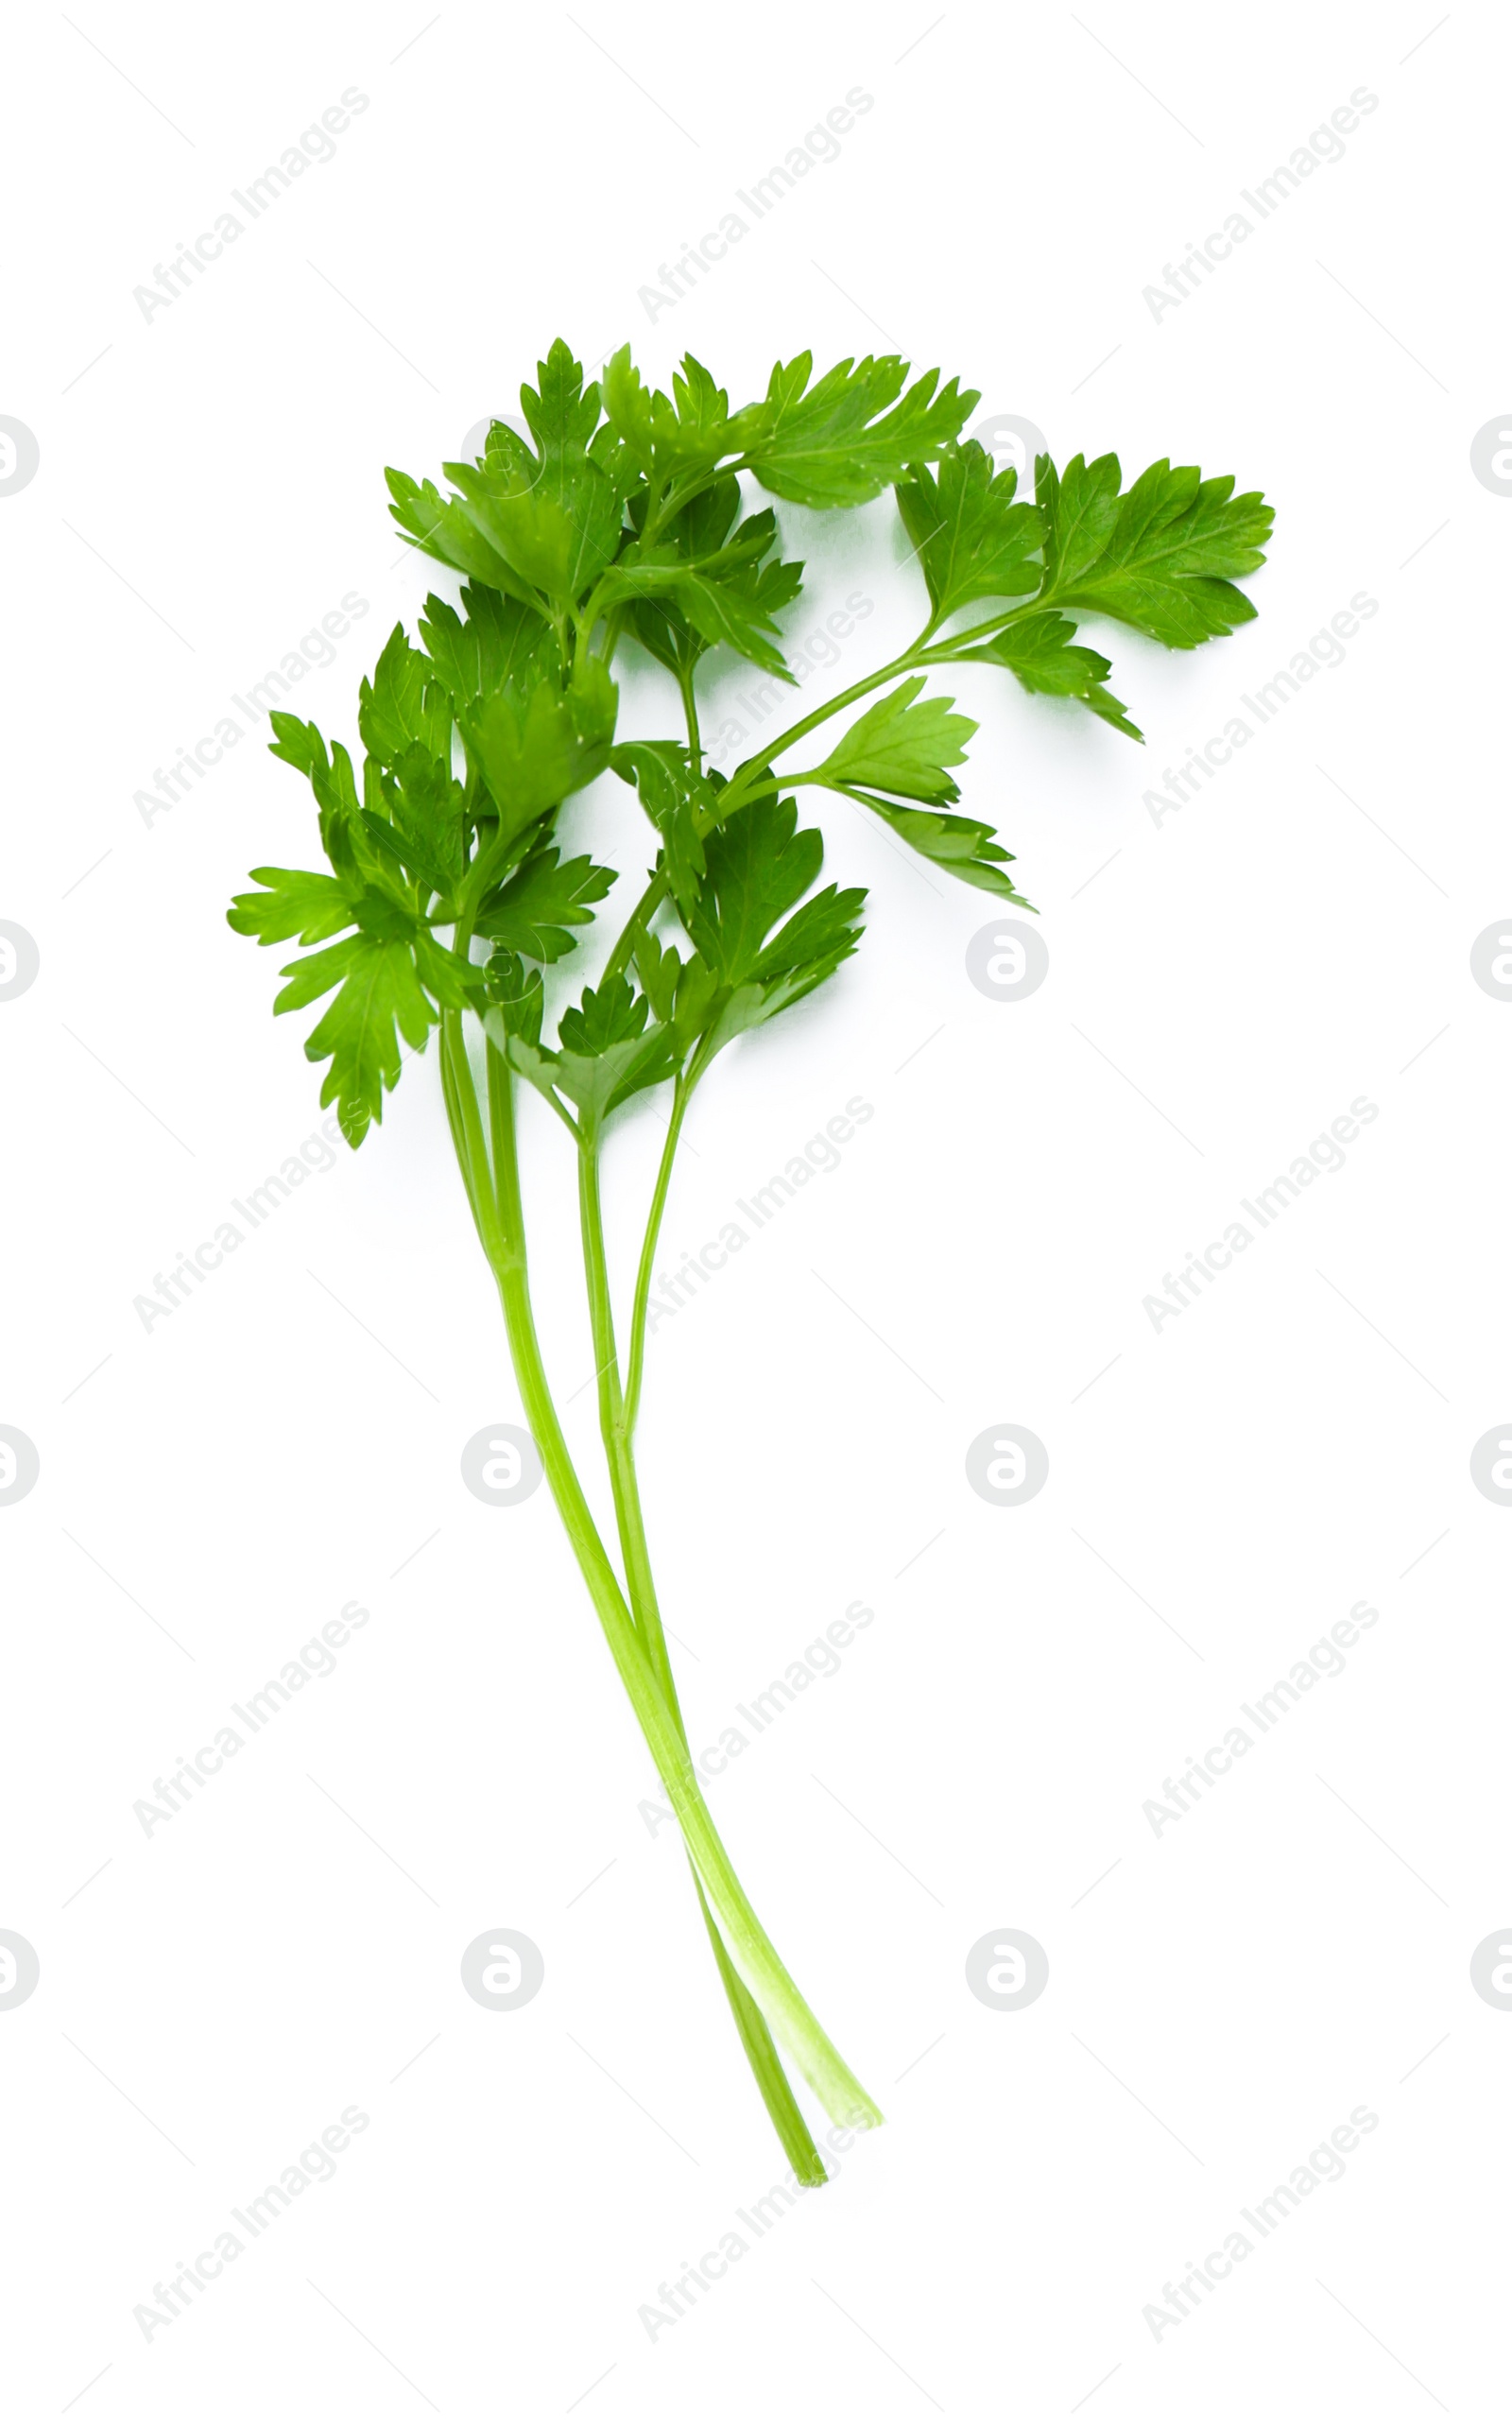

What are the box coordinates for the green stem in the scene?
[442,1010,506,1266]
[623,1073,690,1435]
[600,870,665,985]
[597,637,702,987]
[714,597,1059,818]
[914,594,1065,659]
[576,1131,628,1455]
[578,1130,827,2184]
[455,1023,881,2134]
[716,644,924,818]
[601,607,1033,987]
[677,663,703,775]
[598,646,927,988]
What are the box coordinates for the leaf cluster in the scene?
[891,439,1274,745]
[230,337,1271,1143]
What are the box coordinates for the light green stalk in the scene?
[577,1122,828,2183]
[438,1011,881,2136]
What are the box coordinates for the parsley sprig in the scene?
[231,340,1272,2182]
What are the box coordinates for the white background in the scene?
[3,3,1506,2419]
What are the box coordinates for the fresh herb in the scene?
[231,341,1271,2184]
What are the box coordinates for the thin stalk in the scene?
[599,641,933,988]
[713,598,1063,820]
[913,593,1068,660]
[716,643,924,815]
[600,870,667,987]
[462,1027,881,2132]
[601,615,1024,987]
[677,663,703,774]
[623,1075,691,1436]
[592,622,824,2176]
[578,1133,827,2184]
[441,1011,505,1266]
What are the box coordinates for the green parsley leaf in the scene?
[599,347,656,474]
[385,468,526,598]
[266,713,360,819]
[418,586,562,714]
[481,949,544,1046]
[684,793,822,985]
[662,794,867,1059]
[520,337,603,458]
[368,746,469,895]
[610,483,804,681]
[476,847,616,962]
[949,610,1141,740]
[468,417,537,484]
[390,347,628,611]
[601,346,733,482]
[511,973,675,1131]
[730,354,977,508]
[266,715,394,894]
[748,880,866,994]
[610,739,719,917]
[444,452,623,607]
[894,442,1041,622]
[228,867,356,947]
[671,561,798,680]
[557,973,649,1057]
[632,936,720,1053]
[358,624,453,766]
[1039,454,1274,646]
[273,932,437,1148]
[806,676,975,805]
[434,343,628,607]
[460,661,617,849]
[842,795,1033,903]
